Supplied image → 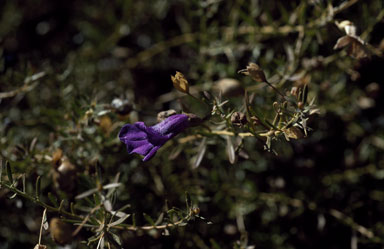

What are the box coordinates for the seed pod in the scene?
[192,207,200,215]
[50,218,73,245]
[238,63,267,83]
[171,71,189,94]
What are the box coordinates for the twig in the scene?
[0,181,83,220]
[0,72,45,99]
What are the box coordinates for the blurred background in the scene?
[1,0,384,248]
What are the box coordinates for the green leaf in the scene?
[35,175,41,199]
[143,213,155,226]
[105,232,122,247]
[108,214,131,227]
[226,136,236,164]
[132,213,136,227]
[22,174,25,192]
[154,212,164,226]
[185,192,192,211]
[75,188,98,200]
[192,138,207,169]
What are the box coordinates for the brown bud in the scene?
[157,109,177,122]
[238,63,267,82]
[297,102,304,109]
[50,218,73,245]
[231,112,247,126]
[192,207,200,215]
[171,71,189,94]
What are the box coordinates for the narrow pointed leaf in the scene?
[102,183,122,190]
[108,214,131,227]
[6,161,13,184]
[226,136,236,164]
[75,188,98,200]
[143,213,155,226]
[185,192,192,210]
[35,175,41,199]
[192,138,207,169]
[154,212,164,226]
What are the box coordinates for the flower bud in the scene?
[171,71,189,94]
[192,207,200,215]
[297,102,304,109]
[231,112,247,126]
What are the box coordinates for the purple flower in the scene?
[119,114,189,161]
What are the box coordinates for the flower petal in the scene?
[143,146,161,161]
[119,114,189,161]
[131,142,153,155]
[119,123,147,142]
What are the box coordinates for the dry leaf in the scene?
[334,35,369,59]
[283,127,304,140]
